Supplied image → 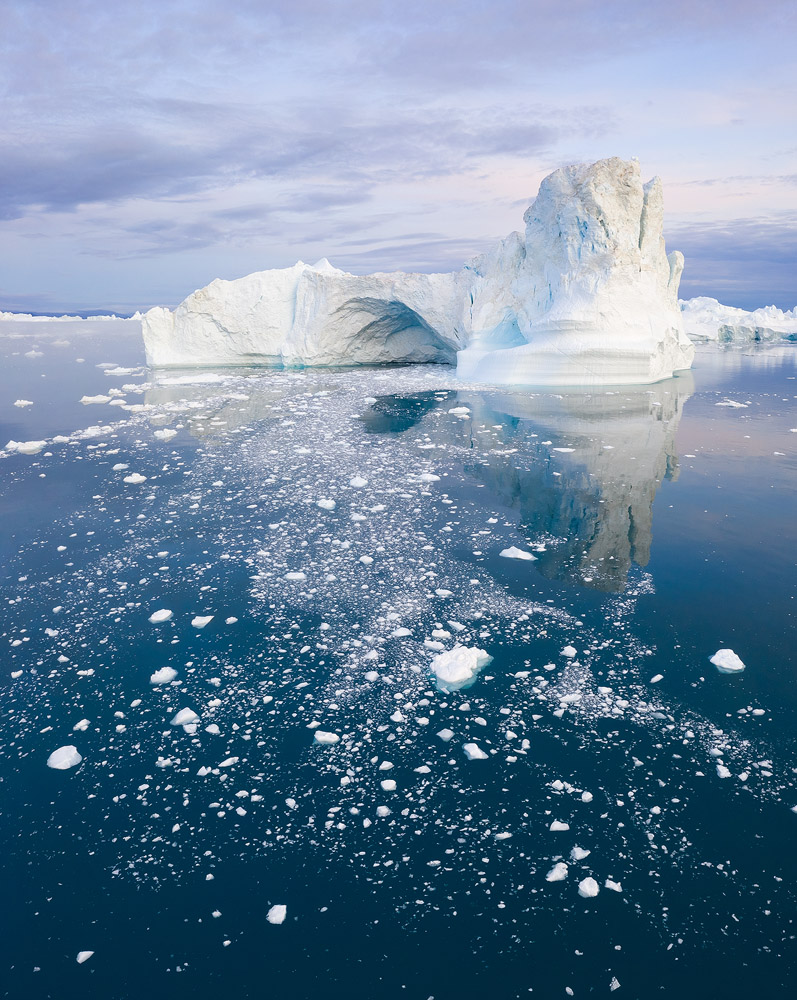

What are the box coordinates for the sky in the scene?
[1,0,795,314]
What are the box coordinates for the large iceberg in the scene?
[680,297,797,344]
[142,157,694,385]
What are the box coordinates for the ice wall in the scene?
[142,158,695,385]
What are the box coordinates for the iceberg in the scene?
[142,157,694,385]
[680,297,797,343]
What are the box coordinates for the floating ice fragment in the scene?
[225,617,238,624]
[650,674,664,684]
[73,719,90,732]
[13,399,33,408]
[285,571,307,582]
[80,394,111,404]
[317,498,336,510]
[153,428,177,441]
[419,473,440,482]
[349,476,368,487]
[716,763,732,779]
[463,742,488,760]
[5,439,47,455]
[123,473,147,484]
[314,731,340,745]
[170,708,199,727]
[499,546,537,561]
[571,846,591,861]
[710,648,745,674]
[267,904,287,925]
[546,862,569,882]
[76,951,94,965]
[191,615,214,629]
[148,609,173,624]
[605,879,622,892]
[578,877,600,898]
[150,666,177,684]
[381,779,397,791]
[430,644,492,691]
[550,820,570,832]
[47,745,82,770]
[437,729,454,742]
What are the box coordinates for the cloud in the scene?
[670,215,797,309]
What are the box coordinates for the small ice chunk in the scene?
[191,615,214,628]
[431,644,492,691]
[499,546,537,561]
[550,820,570,832]
[317,498,336,510]
[47,745,82,770]
[153,428,177,441]
[73,719,90,732]
[716,763,732,779]
[123,473,147,484]
[13,399,33,408]
[546,862,569,882]
[170,708,199,727]
[150,666,177,684]
[285,571,307,581]
[710,648,745,674]
[578,877,600,898]
[6,439,47,455]
[381,779,397,791]
[349,476,368,488]
[267,904,287,925]
[148,609,173,624]
[437,728,454,742]
[561,645,577,658]
[314,730,340,745]
[650,674,664,684]
[80,394,111,404]
[76,951,94,964]
[570,846,591,861]
[463,742,488,760]
[605,879,623,892]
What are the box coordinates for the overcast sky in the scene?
[1,0,795,313]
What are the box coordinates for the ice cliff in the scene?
[142,157,695,385]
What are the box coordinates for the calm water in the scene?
[1,320,796,999]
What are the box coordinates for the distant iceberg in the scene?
[142,157,695,385]
[680,297,797,343]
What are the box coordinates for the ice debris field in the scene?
[1,313,796,998]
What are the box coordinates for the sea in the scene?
[1,317,796,999]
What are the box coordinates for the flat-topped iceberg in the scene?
[142,157,694,385]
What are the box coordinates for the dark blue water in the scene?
[1,319,796,999]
